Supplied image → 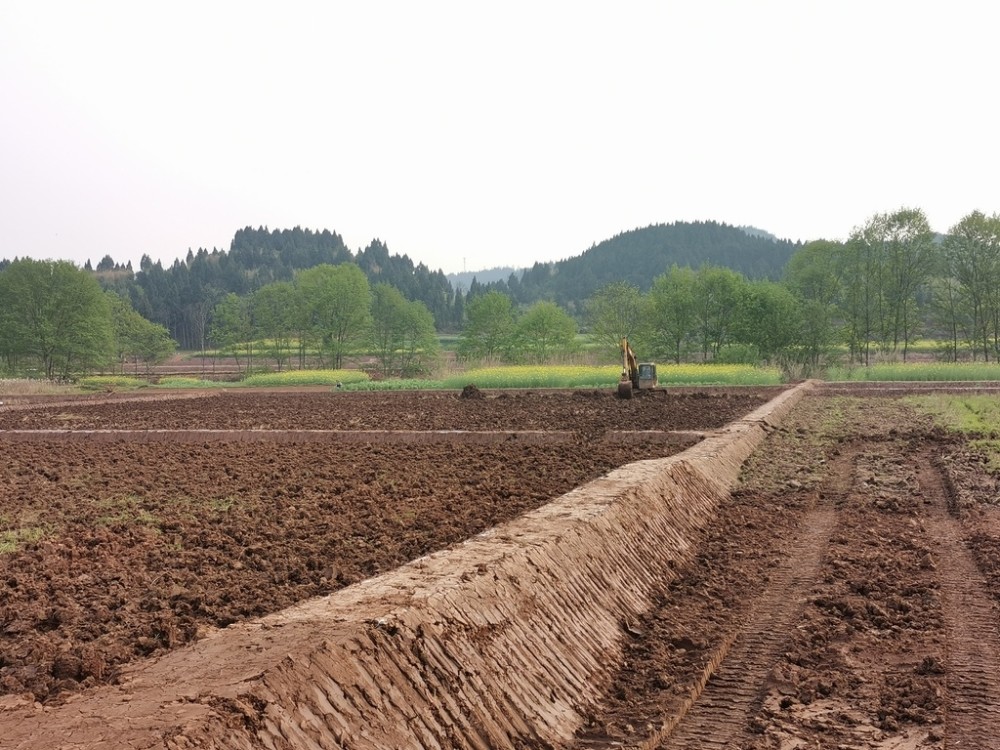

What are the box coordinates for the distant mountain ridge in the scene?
[469,221,801,308]
[450,222,797,304]
[446,267,523,290]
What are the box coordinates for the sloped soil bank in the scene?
[0,388,774,705]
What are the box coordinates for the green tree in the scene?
[926,276,972,362]
[586,281,645,357]
[458,290,515,361]
[783,241,842,369]
[130,318,176,374]
[733,280,801,364]
[513,301,578,363]
[941,211,1000,360]
[881,208,936,359]
[296,264,372,368]
[646,266,697,364]
[837,221,883,365]
[692,266,745,360]
[370,283,440,376]
[107,292,176,374]
[0,259,113,378]
[396,298,440,376]
[209,293,253,373]
[370,283,409,376]
[840,208,937,363]
[251,281,298,370]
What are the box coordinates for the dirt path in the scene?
[572,393,1000,750]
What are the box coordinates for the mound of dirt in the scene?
[460,384,484,399]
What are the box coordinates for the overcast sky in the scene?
[1,2,996,275]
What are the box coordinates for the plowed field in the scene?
[0,387,779,432]
[0,387,772,705]
[6,385,1000,750]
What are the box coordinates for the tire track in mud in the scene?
[651,507,836,750]
[648,443,861,750]
[921,455,1000,748]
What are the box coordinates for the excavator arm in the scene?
[618,337,640,398]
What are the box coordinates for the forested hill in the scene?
[96,226,458,349]
[7,221,801,349]
[491,221,801,310]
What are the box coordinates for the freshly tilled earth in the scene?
[0,388,782,432]
[0,388,772,705]
[7,385,1000,750]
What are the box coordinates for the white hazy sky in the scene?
[1,2,997,275]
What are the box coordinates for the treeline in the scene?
[210,263,440,377]
[592,208,1000,370]
[0,259,174,378]
[90,226,459,350]
[8,208,1000,380]
[75,222,795,349]
[373,206,1000,373]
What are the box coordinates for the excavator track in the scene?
[921,457,1000,748]
[653,507,837,750]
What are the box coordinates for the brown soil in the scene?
[0,387,781,432]
[0,388,772,705]
[572,392,1000,749]
[6,386,1000,749]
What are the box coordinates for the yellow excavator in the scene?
[617,337,657,399]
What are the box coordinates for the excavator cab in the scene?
[637,362,658,387]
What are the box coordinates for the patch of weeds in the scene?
[96,493,161,529]
[53,412,90,423]
[391,509,418,526]
[968,439,1000,476]
[0,526,46,554]
[210,496,236,513]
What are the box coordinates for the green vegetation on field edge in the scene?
[49,364,787,393]
[18,361,1000,398]
[222,364,783,390]
[907,393,1000,475]
[829,362,1000,382]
